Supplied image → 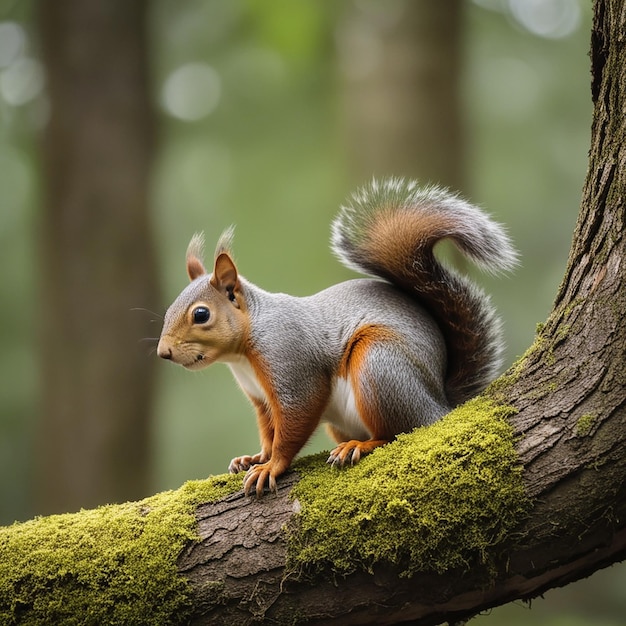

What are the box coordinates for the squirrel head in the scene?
[157,228,248,369]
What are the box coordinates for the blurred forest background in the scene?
[0,0,624,624]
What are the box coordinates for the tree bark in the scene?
[37,0,160,514]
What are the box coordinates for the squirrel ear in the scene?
[211,253,240,306]
[186,232,207,281]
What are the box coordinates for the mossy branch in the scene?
[2,392,625,625]
[0,476,242,625]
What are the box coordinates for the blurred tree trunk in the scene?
[37,0,160,514]
[338,0,464,191]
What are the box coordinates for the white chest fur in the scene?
[228,357,267,403]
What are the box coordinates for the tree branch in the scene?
[177,391,626,625]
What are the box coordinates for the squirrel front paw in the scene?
[243,463,277,498]
[228,452,268,474]
[242,459,290,498]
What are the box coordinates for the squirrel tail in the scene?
[331,178,518,405]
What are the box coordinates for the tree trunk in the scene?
[338,0,465,191]
[4,0,625,624]
[37,0,160,514]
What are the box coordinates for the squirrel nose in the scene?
[157,341,173,360]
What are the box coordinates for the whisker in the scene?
[131,307,164,321]
[137,337,159,358]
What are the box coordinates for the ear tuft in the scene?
[186,232,207,281]
[214,225,236,260]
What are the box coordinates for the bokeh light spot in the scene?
[0,22,25,68]
[0,57,44,106]
[161,62,221,122]
[509,0,581,39]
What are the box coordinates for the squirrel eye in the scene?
[192,306,210,324]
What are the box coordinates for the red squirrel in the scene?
[157,178,517,496]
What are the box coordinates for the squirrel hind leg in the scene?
[326,329,450,469]
[327,439,389,468]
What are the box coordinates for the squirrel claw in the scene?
[327,442,361,468]
[228,452,268,474]
[327,444,360,468]
[243,463,278,498]
[229,456,253,474]
[328,440,388,468]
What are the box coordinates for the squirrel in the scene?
[157,178,517,497]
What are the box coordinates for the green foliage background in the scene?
[0,1,623,623]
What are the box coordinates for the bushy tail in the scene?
[331,178,518,405]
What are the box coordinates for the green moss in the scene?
[0,473,241,626]
[576,413,597,438]
[288,398,529,579]
[1,400,530,621]
[486,333,546,402]
[554,323,571,345]
[561,297,585,321]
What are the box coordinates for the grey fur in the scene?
[236,277,450,437]
[330,177,517,405]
